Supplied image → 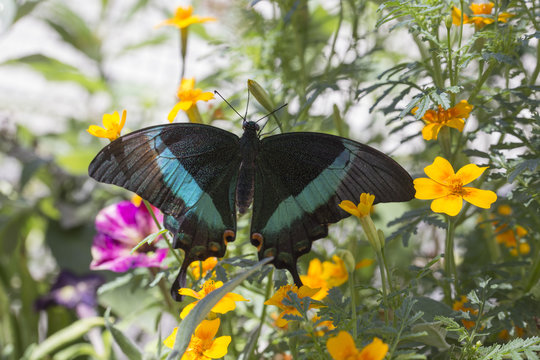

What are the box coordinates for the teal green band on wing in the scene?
[262,150,350,233]
[155,136,225,230]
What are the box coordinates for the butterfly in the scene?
[89,118,414,301]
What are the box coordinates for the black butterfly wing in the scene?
[250,132,414,284]
[88,124,241,299]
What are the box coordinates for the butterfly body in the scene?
[89,120,414,301]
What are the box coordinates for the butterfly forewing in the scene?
[88,124,242,299]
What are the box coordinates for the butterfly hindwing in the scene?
[250,132,415,283]
[88,124,241,299]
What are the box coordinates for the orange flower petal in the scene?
[358,337,389,360]
[424,157,455,184]
[414,178,450,200]
[431,194,463,216]
[339,200,361,217]
[462,187,497,209]
[204,336,231,358]
[422,123,442,140]
[326,331,358,359]
[194,318,220,340]
[445,118,465,132]
[197,91,215,101]
[87,125,107,138]
[455,163,487,185]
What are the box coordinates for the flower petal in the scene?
[180,302,197,319]
[326,331,357,359]
[424,157,455,184]
[204,336,231,359]
[445,118,465,132]
[197,91,215,101]
[178,288,201,299]
[338,200,360,217]
[163,327,178,349]
[455,164,487,185]
[195,318,220,340]
[462,187,497,209]
[422,123,442,140]
[414,178,450,200]
[431,195,463,216]
[87,125,107,138]
[358,337,389,360]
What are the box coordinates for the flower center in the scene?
[448,177,464,195]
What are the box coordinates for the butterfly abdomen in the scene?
[236,124,260,214]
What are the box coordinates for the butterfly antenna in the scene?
[255,103,288,124]
[214,90,245,120]
[259,125,280,137]
[244,90,250,120]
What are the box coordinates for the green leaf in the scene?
[508,159,539,183]
[42,3,102,61]
[411,322,450,350]
[13,0,42,23]
[167,257,273,359]
[4,54,106,93]
[104,308,143,360]
[27,317,105,360]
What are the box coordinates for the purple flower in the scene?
[36,270,104,314]
[90,200,168,272]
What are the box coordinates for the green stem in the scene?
[468,61,495,103]
[444,216,457,304]
[180,27,188,80]
[246,269,273,360]
[348,268,358,338]
[376,251,390,325]
[143,200,182,264]
[149,268,176,314]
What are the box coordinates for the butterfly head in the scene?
[242,120,260,132]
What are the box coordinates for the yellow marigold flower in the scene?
[326,333,388,360]
[412,100,472,141]
[164,318,231,359]
[452,295,477,330]
[339,193,375,218]
[179,280,248,319]
[414,157,497,216]
[87,109,126,141]
[168,78,214,123]
[323,255,348,287]
[156,5,216,29]
[300,258,329,300]
[189,257,218,280]
[264,284,322,327]
[452,3,514,29]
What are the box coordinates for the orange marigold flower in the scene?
[493,206,529,256]
[412,100,472,141]
[323,255,349,287]
[300,258,329,300]
[189,257,218,280]
[452,295,477,330]
[156,5,216,29]
[87,110,126,141]
[326,333,388,360]
[339,193,375,218]
[179,280,248,319]
[414,157,497,216]
[264,284,322,327]
[452,3,514,29]
[168,78,214,123]
[312,315,336,337]
[164,318,231,359]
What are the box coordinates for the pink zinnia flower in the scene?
[90,201,168,272]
